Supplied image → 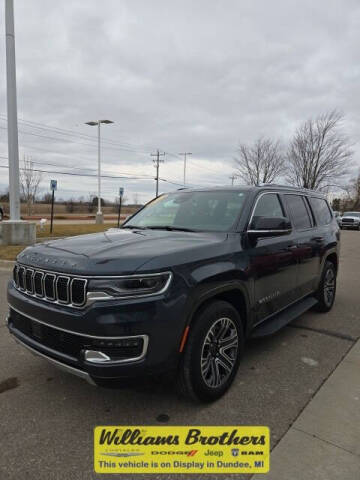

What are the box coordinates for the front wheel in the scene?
[0,209,3,222]
[177,300,244,402]
[314,261,337,312]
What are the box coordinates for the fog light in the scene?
[92,338,142,348]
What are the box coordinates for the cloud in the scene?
[1,0,359,202]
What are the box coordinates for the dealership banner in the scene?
[94,426,270,474]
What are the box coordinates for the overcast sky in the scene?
[1,0,360,203]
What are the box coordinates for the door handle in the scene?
[287,245,298,251]
[312,236,324,243]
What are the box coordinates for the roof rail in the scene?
[256,183,318,193]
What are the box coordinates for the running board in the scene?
[251,296,318,338]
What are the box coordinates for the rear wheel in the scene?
[177,300,244,402]
[0,209,3,221]
[314,261,337,312]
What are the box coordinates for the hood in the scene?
[341,215,360,220]
[17,228,229,275]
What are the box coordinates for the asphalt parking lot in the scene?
[0,231,359,480]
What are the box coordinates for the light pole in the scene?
[5,0,20,220]
[179,152,192,187]
[1,0,36,246]
[85,119,114,224]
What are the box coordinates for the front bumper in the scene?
[7,277,189,384]
[340,222,359,229]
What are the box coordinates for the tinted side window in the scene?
[285,195,312,230]
[309,197,332,225]
[251,193,284,228]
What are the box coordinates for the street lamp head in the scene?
[99,120,114,124]
[85,121,98,126]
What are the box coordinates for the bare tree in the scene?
[286,110,353,190]
[235,137,284,185]
[20,156,42,216]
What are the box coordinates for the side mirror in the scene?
[248,216,292,239]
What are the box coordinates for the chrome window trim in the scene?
[56,276,70,304]
[247,191,291,234]
[284,193,315,231]
[247,229,292,234]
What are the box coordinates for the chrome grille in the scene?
[56,276,70,303]
[44,273,56,300]
[34,271,44,297]
[25,268,34,294]
[13,264,87,308]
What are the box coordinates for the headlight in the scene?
[87,272,172,300]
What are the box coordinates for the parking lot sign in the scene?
[50,179,57,191]
[119,187,124,198]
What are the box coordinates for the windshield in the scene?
[123,190,247,232]
[344,212,360,217]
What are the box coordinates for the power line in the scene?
[151,150,166,197]
[0,125,150,155]
[0,115,158,152]
[0,115,171,158]
[0,162,190,187]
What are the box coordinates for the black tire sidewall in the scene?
[182,300,244,402]
[316,261,336,312]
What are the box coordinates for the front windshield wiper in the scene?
[144,225,198,232]
[122,225,149,230]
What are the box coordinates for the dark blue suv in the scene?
[7,185,340,401]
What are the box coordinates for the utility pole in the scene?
[178,152,192,186]
[5,0,20,220]
[151,150,165,197]
[229,174,237,186]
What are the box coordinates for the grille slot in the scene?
[13,264,87,308]
[25,269,34,294]
[34,271,44,297]
[18,266,25,290]
[13,265,19,287]
[44,273,56,300]
[56,276,70,304]
[71,278,87,306]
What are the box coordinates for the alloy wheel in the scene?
[324,268,335,307]
[200,317,238,388]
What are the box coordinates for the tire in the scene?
[314,261,337,313]
[0,209,3,222]
[177,300,244,402]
